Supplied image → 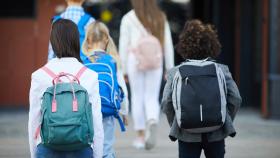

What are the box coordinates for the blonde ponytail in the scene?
[82,21,122,69]
[106,37,121,70]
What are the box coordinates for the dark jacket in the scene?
[161,63,242,142]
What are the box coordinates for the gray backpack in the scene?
[172,59,227,133]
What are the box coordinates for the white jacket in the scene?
[119,10,175,74]
[28,58,104,158]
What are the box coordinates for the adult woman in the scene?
[29,19,104,158]
[119,0,174,150]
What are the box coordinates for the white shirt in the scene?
[48,6,95,61]
[28,58,104,158]
[118,10,175,74]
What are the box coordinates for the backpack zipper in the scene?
[175,77,179,110]
[200,104,203,122]
[185,77,188,85]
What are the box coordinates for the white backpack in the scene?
[130,16,163,71]
[172,59,227,133]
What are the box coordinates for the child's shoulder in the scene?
[31,62,50,78]
[166,66,180,81]
[215,63,235,81]
[216,63,230,74]
[95,52,115,63]
[31,68,42,79]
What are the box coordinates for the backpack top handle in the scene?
[41,66,88,112]
[51,73,78,112]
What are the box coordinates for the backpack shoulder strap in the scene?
[116,114,126,132]
[52,15,61,23]
[215,64,228,95]
[75,66,87,80]
[41,66,57,78]
[42,66,87,83]
[78,13,91,29]
[129,14,149,36]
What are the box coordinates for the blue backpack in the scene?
[83,51,126,131]
[52,13,91,61]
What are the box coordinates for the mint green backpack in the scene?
[39,66,94,151]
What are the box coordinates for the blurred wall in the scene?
[0,0,63,107]
[268,0,280,118]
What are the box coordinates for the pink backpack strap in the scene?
[75,66,87,80]
[41,66,57,78]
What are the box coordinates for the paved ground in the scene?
[0,108,280,158]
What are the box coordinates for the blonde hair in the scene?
[82,21,121,69]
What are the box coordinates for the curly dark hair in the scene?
[176,20,221,60]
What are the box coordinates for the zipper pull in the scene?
[185,77,188,85]
[200,104,203,122]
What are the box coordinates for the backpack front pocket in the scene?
[47,123,83,145]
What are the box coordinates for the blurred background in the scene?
[0,0,280,157]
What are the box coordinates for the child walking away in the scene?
[119,0,174,150]
[82,21,129,158]
[28,19,104,158]
[161,20,242,158]
[48,0,95,61]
